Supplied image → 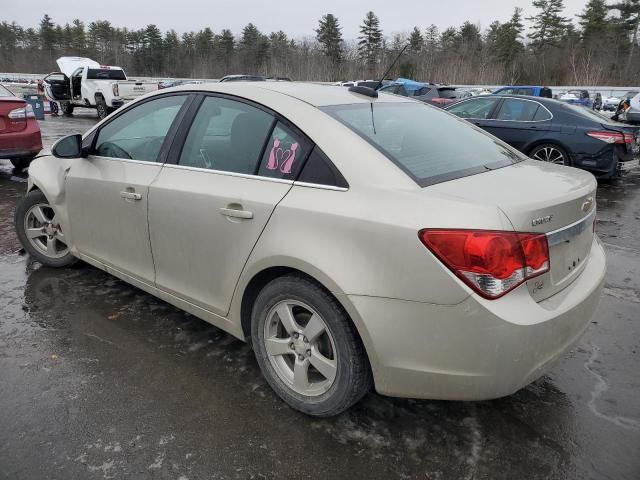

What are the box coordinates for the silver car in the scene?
[14,83,606,416]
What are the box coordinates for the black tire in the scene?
[96,97,108,119]
[529,143,571,167]
[60,101,74,115]
[14,190,78,268]
[10,157,32,170]
[251,274,372,417]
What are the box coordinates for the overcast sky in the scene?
[7,0,591,38]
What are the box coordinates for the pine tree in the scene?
[527,0,571,50]
[240,23,269,73]
[39,14,57,55]
[409,27,423,53]
[357,11,383,65]
[495,7,524,65]
[578,0,608,40]
[315,14,344,64]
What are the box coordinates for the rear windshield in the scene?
[87,69,126,80]
[0,84,14,97]
[322,102,522,186]
[565,103,621,124]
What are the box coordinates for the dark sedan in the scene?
[445,95,639,178]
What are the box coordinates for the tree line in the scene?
[0,0,638,85]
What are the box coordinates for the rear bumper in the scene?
[573,147,637,177]
[0,121,43,159]
[347,237,605,400]
[111,100,124,108]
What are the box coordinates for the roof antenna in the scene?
[348,43,410,98]
[375,43,409,91]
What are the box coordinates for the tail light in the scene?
[8,104,35,119]
[112,83,119,97]
[418,229,550,299]
[586,131,632,144]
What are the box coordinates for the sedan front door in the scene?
[65,94,190,284]
[148,95,311,316]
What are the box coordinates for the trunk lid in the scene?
[428,160,597,301]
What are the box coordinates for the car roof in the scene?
[165,81,414,107]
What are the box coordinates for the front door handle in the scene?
[219,207,253,219]
[120,191,142,201]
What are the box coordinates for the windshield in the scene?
[87,69,127,80]
[322,102,523,187]
[0,84,15,97]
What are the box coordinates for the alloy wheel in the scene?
[263,300,338,396]
[23,203,69,259]
[532,146,566,165]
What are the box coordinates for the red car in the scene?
[0,84,43,169]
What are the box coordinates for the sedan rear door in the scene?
[148,95,311,317]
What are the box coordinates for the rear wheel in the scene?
[10,158,32,170]
[96,97,109,119]
[530,143,570,166]
[251,275,372,417]
[60,101,74,115]
[14,190,77,268]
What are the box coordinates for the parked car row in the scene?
[444,94,639,178]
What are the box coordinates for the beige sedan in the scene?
[15,82,605,416]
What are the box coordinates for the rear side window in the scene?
[257,122,311,179]
[322,102,522,187]
[515,88,534,96]
[541,88,553,98]
[533,105,552,121]
[495,99,539,121]
[297,146,348,188]
[87,69,127,80]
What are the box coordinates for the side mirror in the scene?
[52,134,86,158]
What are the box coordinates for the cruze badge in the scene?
[582,197,594,212]
[531,215,553,227]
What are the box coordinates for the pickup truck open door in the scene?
[43,72,71,101]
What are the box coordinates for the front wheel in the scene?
[14,190,77,267]
[251,275,372,417]
[10,157,33,170]
[529,143,571,166]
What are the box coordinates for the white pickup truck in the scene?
[43,57,159,118]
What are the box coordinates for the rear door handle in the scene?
[120,191,142,201]
[219,207,253,219]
